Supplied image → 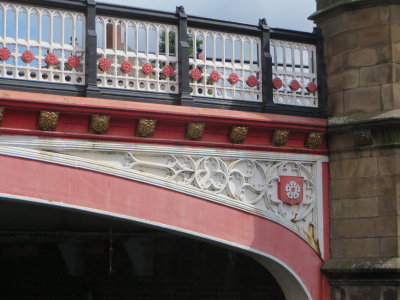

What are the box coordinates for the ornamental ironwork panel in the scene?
[271,39,318,107]
[95,15,179,94]
[0,2,86,84]
[187,28,262,102]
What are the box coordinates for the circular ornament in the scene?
[162,65,175,77]
[190,68,202,81]
[0,47,11,61]
[289,79,301,91]
[228,73,240,85]
[272,77,283,89]
[21,50,35,63]
[120,60,133,73]
[98,58,111,72]
[285,181,301,200]
[246,75,259,87]
[209,71,221,83]
[306,82,318,93]
[142,63,154,75]
[67,55,81,68]
[45,53,58,66]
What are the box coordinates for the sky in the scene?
[99,0,316,33]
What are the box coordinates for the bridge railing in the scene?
[0,0,327,117]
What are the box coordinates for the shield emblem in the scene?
[278,176,304,205]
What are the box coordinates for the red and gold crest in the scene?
[278,176,304,205]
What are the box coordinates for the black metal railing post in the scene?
[314,27,328,117]
[85,0,101,97]
[176,6,193,106]
[259,18,273,113]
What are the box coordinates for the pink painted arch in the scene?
[0,154,329,300]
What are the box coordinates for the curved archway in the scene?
[0,154,327,299]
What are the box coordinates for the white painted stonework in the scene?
[0,136,328,256]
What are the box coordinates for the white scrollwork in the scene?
[227,160,267,204]
[195,157,228,192]
[0,136,325,252]
[123,153,317,230]
[125,153,196,185]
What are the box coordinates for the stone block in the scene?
[381,84,394,110]
[353,156,378,177]
[325,31,359,56]
[343,86,381,113]
[331,197,379,218]
[394,84,400,108]
[389,5,400,24]
[331,238,380,258]
[380,237,398,257]
[328,132,354,151]
[393,63,400,83]
[328,69,359,93]
[377,44,392,64]
[320,15,342,38]
[379,5,390,23]
[390,24,400,43]
[378,155,400,175]
[341,7,380,31]
[328,91,344,116]
[392,43,400,63]
[359,25,390,47]
[326,53,344,75]
[373,216,398,237]
[331,176,396,199]
[330,159,356,179]
[331,218,375,238]
[343,48,379,68]
[360,63,393,87]
[378,196,397,216]
[330,157,377,179]
[331,216,396,238]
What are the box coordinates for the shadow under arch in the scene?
[0,192,311,300]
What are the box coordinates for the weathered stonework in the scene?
[312,0,400,298]
[271,129,290,146]
[186,122,206,141]
[89,115,111,134]
[229,126,248,144]
[136,119,157,138]
[38,111,60,131]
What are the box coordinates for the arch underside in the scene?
[0,136,328,299]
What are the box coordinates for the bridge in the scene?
[0,1,330,299]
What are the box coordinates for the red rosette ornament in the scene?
[120,60,133,74]
[68,55,81,68]
[246,75,259,88]
[209,71,221,83]
[162,65,175,78]
[228,73,239,85]
[289,79,301,91]
[272,78,283,89]
[45,53,58,66]
[98,58,111,72]
[142,63,154,75]
[306,82,318,93]
[0,47,12,61]
[190,68,202,81]
[21,50,35,64]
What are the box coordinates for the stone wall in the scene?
[312,0,400,299]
